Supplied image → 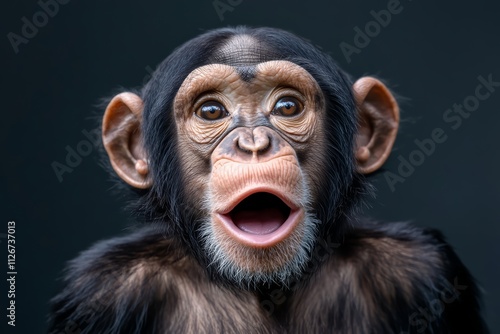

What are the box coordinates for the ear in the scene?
[353,77,399,174]
[102,92,152,189]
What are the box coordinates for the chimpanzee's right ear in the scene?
[102,92,152,189]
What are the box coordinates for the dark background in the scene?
[1,0,499,333]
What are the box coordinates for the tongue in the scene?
[232,207,286,235]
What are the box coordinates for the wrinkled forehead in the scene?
[175,60,321,104]
[209,34,281,82]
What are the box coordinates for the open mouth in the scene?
[230,192,291,235]
[216,191,303,247]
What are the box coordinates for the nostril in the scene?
[235,137,253,155]
[254,134,271,153]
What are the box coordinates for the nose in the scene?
[236,127,271,156]
[213,126,293,164]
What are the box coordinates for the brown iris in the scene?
[195,101,227,120]
[272,97,303,117]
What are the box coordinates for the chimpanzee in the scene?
[49,26,488,334]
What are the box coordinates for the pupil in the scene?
[272,98,302,116]
[280,100,295,112]
[204,106,219,114]
[200,103,224,119]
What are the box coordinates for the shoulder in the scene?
[48,226,271,334]
[62,225,190,275]
[340,220,446,284]
[291,221,489,333]
[58,225,197,298]
[343,221,489,333]
[48,225,195,333]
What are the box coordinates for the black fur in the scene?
[49,27,488,333]
[48,221,488,333]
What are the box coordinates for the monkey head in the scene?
[101,28,399,288]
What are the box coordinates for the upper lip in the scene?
[217,186,299,215]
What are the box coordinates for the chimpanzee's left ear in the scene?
[102,92,152,189]
[353,77,399,174]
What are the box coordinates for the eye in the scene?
[272,97,304,117]
[195,101,228,121]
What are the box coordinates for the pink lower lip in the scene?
[216,209,303,248]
